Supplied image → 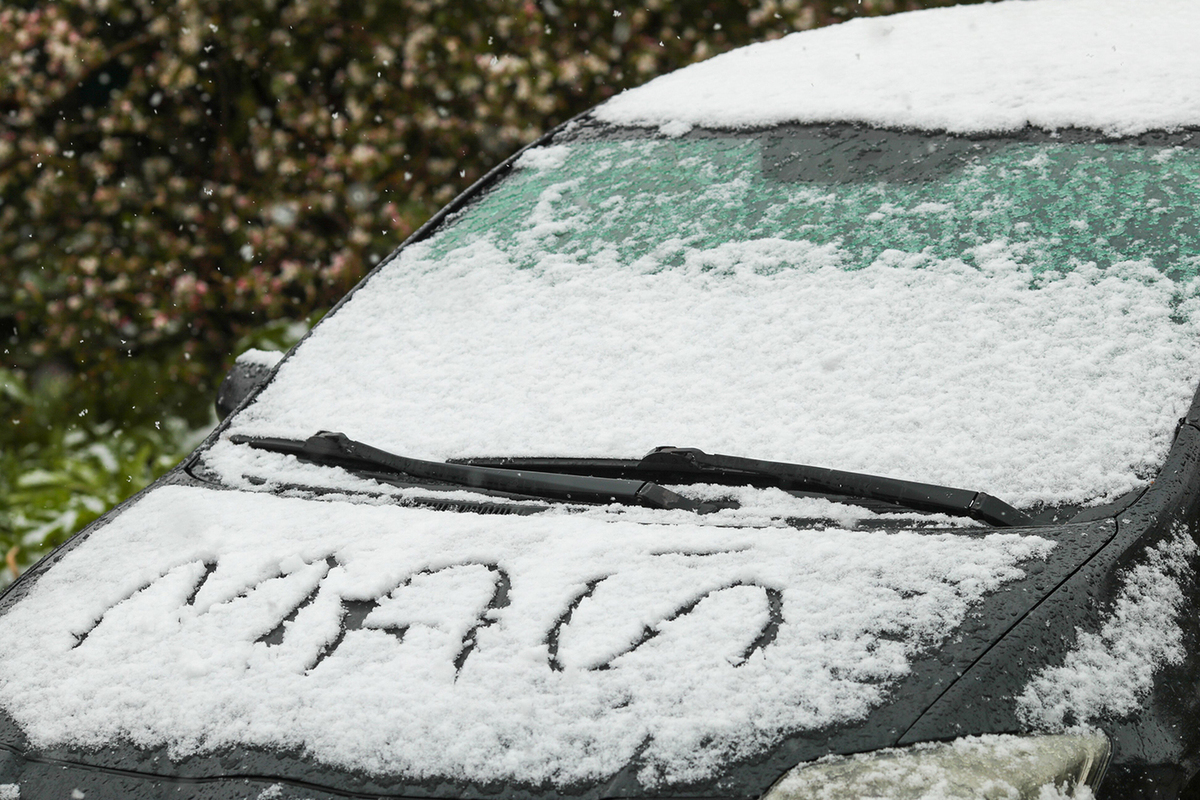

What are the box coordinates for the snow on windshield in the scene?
[0,485,1052,786]
[216,135,1200,509]
[595,0,1200,136]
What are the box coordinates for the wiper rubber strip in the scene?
[637,447,1033,527]
[231,432,709,513]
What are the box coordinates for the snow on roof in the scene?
[0,485,1051,786]
[595,0,1200,136]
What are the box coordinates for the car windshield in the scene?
[211,124,1200,512]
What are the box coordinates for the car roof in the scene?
[595,0,1200,136]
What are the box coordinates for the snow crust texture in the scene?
[0,486,1051,786]
[1017,524,1198,729]
[596,0,1200,135]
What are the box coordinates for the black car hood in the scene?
[0,482,1114,800]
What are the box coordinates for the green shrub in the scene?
[0,364,203,585]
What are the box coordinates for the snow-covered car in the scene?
[4,1,1200,798]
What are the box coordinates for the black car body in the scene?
[4,2,1200,798]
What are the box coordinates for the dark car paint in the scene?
[4,122,1200,798]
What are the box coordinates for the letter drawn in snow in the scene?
[257,560,509,675]
[547,577,607,672]
[546,561,784,673]
[71,559,218,648]
[258,556,340,647]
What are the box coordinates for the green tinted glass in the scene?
[427,132,1200,283]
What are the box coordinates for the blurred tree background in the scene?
[0,0,981,584]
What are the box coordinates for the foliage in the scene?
[0,365,205,585]
[0,309,314,584]
[0,0,982,581]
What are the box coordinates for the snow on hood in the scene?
[595,0,1200,136]
[0,486,1052,787]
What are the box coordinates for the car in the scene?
[4,0,1200,797]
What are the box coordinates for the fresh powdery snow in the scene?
[595,0,1200,136]
[0,486,1052,786]
[1017,525,1198,729]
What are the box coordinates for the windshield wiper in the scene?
[635,447,1033,527]
[230,431,712,513]
[230,433,1030,526]
[456,448,1033,526]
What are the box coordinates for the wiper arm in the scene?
[637,447,1034,527]
[230,431,710,513]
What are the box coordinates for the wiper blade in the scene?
[637,447,1034,527]
[230,431,711,513]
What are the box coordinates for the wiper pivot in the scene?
[234,432,711,513]
[638,447,1033,527]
